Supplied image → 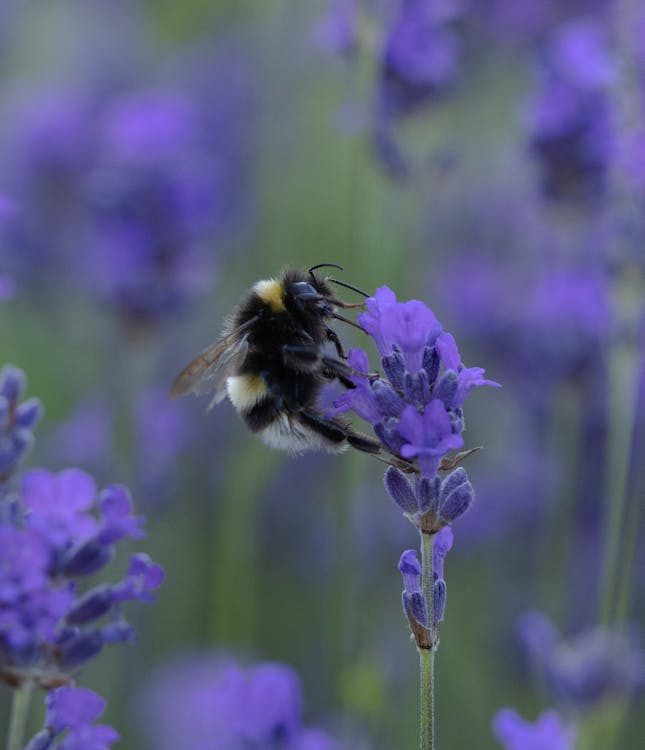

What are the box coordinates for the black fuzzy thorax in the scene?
[231,269,336,414]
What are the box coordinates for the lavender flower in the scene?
[25,686,119,750]
[492,708,576,750]
[0,370,163,694]
[378,0,462,120]
[525,18,615,204]
[0,467,163,685]
[333,286,499,481]
[86,90,217,328]
[518,611,645,713]
[335,285,497,746]
[0,365,42,485]
[138,653,340,750]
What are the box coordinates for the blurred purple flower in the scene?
[0,371,163,694]
[378,0,462,120]
[518,611,645,712]
[492,708,576,750]
[138,653,340,750]
[313,0,360,58]
[86,90,218,327]
[526,18,614,204]
[0,90,95,287]
[134,386,195,505]
[0,364,43,484]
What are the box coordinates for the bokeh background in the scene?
[1,1,645,748]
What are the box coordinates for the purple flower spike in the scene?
[492,708,576,750]
[398,401,464,477]
[385,467,417,514]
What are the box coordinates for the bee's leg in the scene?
[300,410,382,455]
[325,328,347,359]
[298,410,347,446]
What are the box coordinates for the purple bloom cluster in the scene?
[0,365,42,485]
[86,90,217,327]
[492,708,576,750]
[333,286,498,479]
[26,686,119,750]
[526,18,614,204]
[316,1,465,178]
[0,366,164,695]
[1,59,255,325]
[139,653,340,750]
[378,0,463,120]
[518,611,645,713]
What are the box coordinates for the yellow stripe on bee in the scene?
[253,278,286,312]
[226,373,267,409]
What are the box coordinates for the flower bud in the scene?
[62,540,114,577]
[372,379,404,417]
[416,475,440,515]
[66,585,115,625]
[433,579,447,625]
[384,467,417,514]
[58,631,104,670]
[404,370,430,408]
[438,471,474,524]
[423,346,440,385]
[382,350,405,389]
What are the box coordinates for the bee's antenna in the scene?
[331,311,365,331]
[308,263,344,275]
[327,278,369,298]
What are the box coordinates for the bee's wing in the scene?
[170,316,258,406]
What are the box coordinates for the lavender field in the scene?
[1,2,644,749]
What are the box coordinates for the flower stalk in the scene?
[6,680,33,750]
[420,530,436,750]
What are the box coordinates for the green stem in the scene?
[419,531,435,750]
[6,681,33,750]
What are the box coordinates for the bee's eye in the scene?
[291,282,320,302]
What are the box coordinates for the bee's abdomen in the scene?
[227,373,283,432]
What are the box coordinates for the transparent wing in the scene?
[170,316,258,405]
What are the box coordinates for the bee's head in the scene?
[289,279,334,318]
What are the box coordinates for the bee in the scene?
[170,264,382,456]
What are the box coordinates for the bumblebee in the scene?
[171,264,381,456]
